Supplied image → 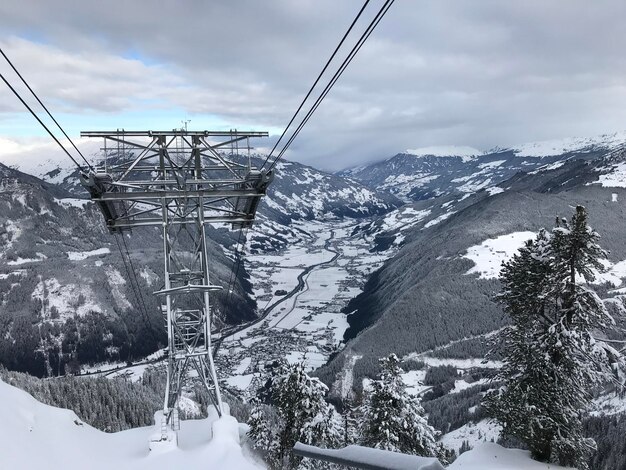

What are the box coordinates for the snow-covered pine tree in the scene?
[247,361,341,469]
[484,206,618,469]
[341,396,359,446]
[359,354,442,459]
[247,399,280,466]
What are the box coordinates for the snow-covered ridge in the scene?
[502,130,626,158]
[405,145,482,161]
[596,162,626,188]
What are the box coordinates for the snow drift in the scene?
[0,378,262,470]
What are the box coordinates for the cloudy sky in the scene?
[1,0,626,170]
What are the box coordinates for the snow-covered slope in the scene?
[0,161,256,376]
[2,374,577,470]
[0,378,262,470]
[449,443,572,469]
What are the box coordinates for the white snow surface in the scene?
[592,258,626,286]
[0,378,263,470]
[441,419,502,454]
[485,187,504,196]
[597,162,626,188]
[464,232,536,279]
[449,442,573,469]
[67,247,111,261]
[294,442,445,470]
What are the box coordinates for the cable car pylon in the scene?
[80,129,272,446]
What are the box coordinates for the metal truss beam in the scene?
[82,130,268,137]
[80,130,271,442]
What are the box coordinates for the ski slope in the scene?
[0,378,263,470]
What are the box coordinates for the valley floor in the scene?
[217,219,388,396]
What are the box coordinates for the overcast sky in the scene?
[1,0,626,171]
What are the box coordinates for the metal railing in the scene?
[293,442,445,470]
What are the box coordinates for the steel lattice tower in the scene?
[80,130,271,442]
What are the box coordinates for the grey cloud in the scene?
[1,0,626,170]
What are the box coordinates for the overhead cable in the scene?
[260,0,372,169]
[114,233,161,345]
[0,47,94,171]
[268,0,395,171]
[0,70,85,171]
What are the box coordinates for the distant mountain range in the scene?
[339,131,626,201]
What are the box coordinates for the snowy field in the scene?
[597,162,626,188]
[464,231,626,288]
[463,231,536,279]
[441,419,502,454]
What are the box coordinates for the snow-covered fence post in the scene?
[293,442,446,470]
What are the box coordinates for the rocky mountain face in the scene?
[340,149,606,202]
[339,133,626,256]
[22,151,402,253]
[245,157,401,252]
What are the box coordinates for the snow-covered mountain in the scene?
[340,131,626,202]
[0,144,400,377]
[502,130,626,157]
[244,157,401,252]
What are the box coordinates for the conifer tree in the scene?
[359,354,441,458]
[247,361,341,469]
[341,396,359,446]
[484,206,619,469]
